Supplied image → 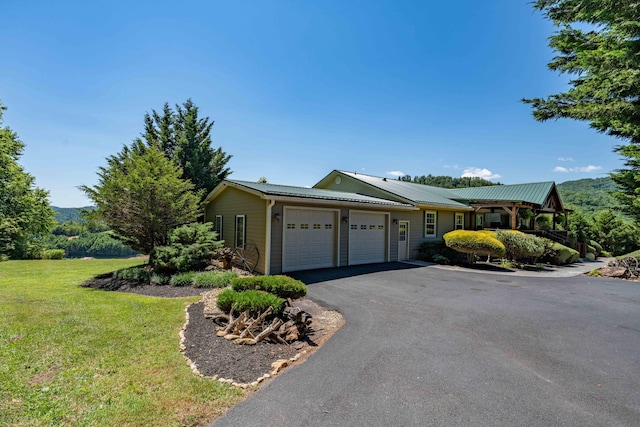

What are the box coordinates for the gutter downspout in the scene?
[265,199,275,275]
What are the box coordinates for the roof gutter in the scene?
[262,195,418,211]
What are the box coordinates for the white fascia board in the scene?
[263,195,418,211]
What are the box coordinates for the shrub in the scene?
[546,242,580,265]
[417,241,462,264]
[216,289,285,316]
[588,269,602,276]
[589,240,603,255]
[443,230,506,261]
[601,250,613,257]
[150,273,170,286]
[585,252,596,261]
[494,230,545,262]
[432,254,450,265]
[231,275,307,299]
[41,249,65,259]
[114,267,151,283]
[192,270,238,288]
[170,271,196,287]
[153,222,223,273]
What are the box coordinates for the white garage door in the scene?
[349,211,387,265]
[283,208,337,272]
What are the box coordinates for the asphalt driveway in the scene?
[213,263,640,426]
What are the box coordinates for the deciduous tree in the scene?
[81,145,202,256]
[0,101,55,259]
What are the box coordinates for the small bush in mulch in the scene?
[193,270,238,288]
[231,275,307,299]
[170,271,196,287]
[216,289,286,316]
[150,272,171,286]
[114,266,152,283]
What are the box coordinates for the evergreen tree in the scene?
[81,145,202,256]
[0,100,55,259]
[524,0,640,221]
[139,99,231,197]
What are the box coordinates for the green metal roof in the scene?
[448,182,557,206]
[227,180,414,207]
[334,171,472,209]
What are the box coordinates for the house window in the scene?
[235,215,246,248]
[214,215,223,240]
[424,211,437,237]
[455,213,464,230]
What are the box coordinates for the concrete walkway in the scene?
[403,257,612,278]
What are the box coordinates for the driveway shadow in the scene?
[288,262,421,285]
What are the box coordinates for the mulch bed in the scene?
[81,273,307,384]
[184,302,300,383]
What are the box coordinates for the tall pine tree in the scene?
[139,99,231,198]
[523,0,640,222]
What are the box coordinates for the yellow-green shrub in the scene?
[495,229,545,262]
[548,242,580,265]
[443,230,506,259]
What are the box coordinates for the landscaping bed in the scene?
[81,273,343,386]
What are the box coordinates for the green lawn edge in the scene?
[0,259,243,427]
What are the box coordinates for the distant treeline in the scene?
[52,206,96,223]
[398,175,499,188]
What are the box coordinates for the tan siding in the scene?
[205,187,267,274]
[270,203,284,274]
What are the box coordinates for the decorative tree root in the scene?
[214,305,314,345]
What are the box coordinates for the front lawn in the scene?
[0,258,243,426]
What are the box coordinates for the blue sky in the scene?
[1,0,621,207]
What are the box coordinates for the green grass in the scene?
[618,249,640,259]
[0,258,243,426]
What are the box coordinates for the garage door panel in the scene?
[349,212,387,265]
[283,209,337,272]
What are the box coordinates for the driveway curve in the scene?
[212,263,640,426]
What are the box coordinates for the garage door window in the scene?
[425,211,437,237]
[235,215,246,248]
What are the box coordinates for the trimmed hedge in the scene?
[494,230,545,262]
[590,240,603,254]
[443,230,506,259]
[192,270,238,288]
[548,242,580,265]
[231,275,307,299]
[41,249,65,260]
[114,267,151,283]
[216,289,285,316]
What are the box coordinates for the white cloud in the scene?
[553,165,601,173]
[575,165,602,172]
[386,170,405,177]
[461,167,501,180]
[557,157,574,162]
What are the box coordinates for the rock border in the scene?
[179,303,307,389]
